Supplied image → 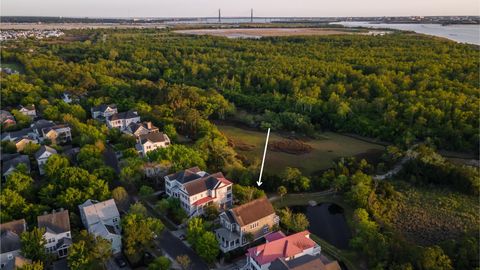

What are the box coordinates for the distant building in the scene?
[165,167,233,217]
[17,105,36,118]
[246,231,325,270]
[2,155,30,178]
[78,199,122,254]
[216,197,279,253]
[31,119,56,139]
[136,132,171,156]
[35,145,57,175]
[62,93,72,104]
[0,219,27,270]
[37,209,72,259]
[1,128,35,142]
[106,111,140,130]
[0,110,16,126]
[91,104,117,120]
[143,162,169,178]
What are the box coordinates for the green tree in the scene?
[148,256,171,270]
[139,185,155,197]
[176,255,191,270]
[122,203,164,262]
[17,261,44,270]
[67,230,112,270]
[186,217,205,247]
[421,246,453,270]
[21,227,47,262]
[277,186,287,200]
[44,154,69,178]
[195,231,219,263]
[112,186,129,209]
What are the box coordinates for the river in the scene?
[332,21,480,45]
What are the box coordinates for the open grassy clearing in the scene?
[391,181,479,246]
[217,124,385,175]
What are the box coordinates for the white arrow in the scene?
[257,128,270,187]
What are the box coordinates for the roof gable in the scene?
[37,210,71,234]
[231,197,275,227]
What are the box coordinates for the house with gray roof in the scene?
[106,110,140,130]
[37,209,72,259]
[0,110,16,126]
[35,145,57,175]
[165,167,233,218]
[136,132,171,156]
[2,155,30,178]
[17,104,36,118]
[0,219,27,270]
[79,199,122,254]
[91,104,117,120]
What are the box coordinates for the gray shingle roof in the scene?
[35,145,57,160]
[91,104,117,113]
[139,132,168,144]
[166,166,203,184]
[0,219,26,254]
[2,155,30,175]
[107,110,138,121]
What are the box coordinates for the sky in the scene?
[2,0,479,18]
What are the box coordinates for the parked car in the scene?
[115,255,127,268]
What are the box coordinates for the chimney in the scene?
[60,208,64,212]
[147,122,152,129]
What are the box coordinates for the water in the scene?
[332,21,480,45]
[289,203,352,249]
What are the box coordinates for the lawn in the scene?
[217,124,385,176]
[391,181,479,246]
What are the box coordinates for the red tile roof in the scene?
[247,231,317,266]
[192,196,214,206]
[265,231,286,242]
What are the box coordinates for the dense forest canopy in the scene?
[2,29,479,152]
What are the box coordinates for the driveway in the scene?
[155,230,209,270]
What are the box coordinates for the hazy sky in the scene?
[2,0,479,18]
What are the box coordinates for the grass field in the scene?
[217,124,385,175]
[391,181,479,245]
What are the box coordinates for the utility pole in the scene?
[218,9,221,23]
[251,8,253,23]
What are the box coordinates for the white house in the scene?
[35,145,57,175]
[78,199,122,254]
[246,231,323,270]
[136,132,170,156]
[216,197,279,253]
[41,124,72,145]
[106,111,140,131]
[17,105,36,118]
[0,219,27,270]
[91,104,117,120]
[164,167,233,217]
[37,209,72,259]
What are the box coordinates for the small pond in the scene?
[289,203,352,249]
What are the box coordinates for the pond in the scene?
[289,203,352,249]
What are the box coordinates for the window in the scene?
[66,232,70,237]
[113,217,118,223]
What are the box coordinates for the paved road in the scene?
[155,230,209,270]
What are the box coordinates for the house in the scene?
[78,199,122,254]
[136,132,171,156]
[164,167,233,217]
[0,110,16,126]
[0,219,27,270]
[37,209,72,259]
[31,119,55,139]
[91,104,117,120]
[106,111,140,130]
[14,137,37,152]
[216,197,279,253]
[2,155,30,178]
[17,105,36,117]
[125,121,159,137]
[35,145,57,175]
[62,93,72,104]
[41,124,72,145]
[269,254,341,270]
[1,128,35,142]
[246,231,322,270]
[143,162,169,178]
